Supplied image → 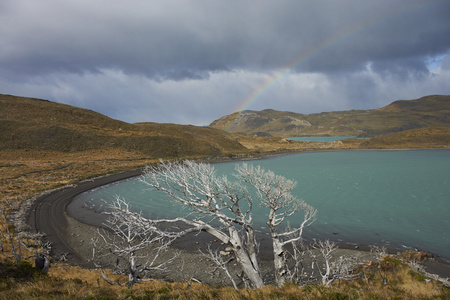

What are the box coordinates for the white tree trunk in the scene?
[228,227,264,288]
[272,238,287,286]
[235,163,317,287]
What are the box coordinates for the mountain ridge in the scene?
[2,93,449,159]
[209,95,450,137]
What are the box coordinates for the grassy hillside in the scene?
[1,94,449,299]
[4,93,447,158]
[210,95,450,137]
[359,126,450,149]
[0,94,249,158]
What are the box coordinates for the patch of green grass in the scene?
[408,270,427,282]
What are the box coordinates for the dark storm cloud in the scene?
[1,0,450,124]
[370,58,430,81]
[2,0,449,79]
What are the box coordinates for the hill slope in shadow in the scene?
[0,94,249,159]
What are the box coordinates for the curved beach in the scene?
[26,165,450,283]
[26,169,143,267]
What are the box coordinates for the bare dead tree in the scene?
[371,245,388,285]
[308,239,363,287]
[139,160,318,288]
[332,254,361,288]
[91,197,178,289]
[202,244,238,289]
[0,200,49,270]
[284,239,309,284]
[235,163,317,286]
[311,239,338,286]
[141,160,264,288]
[0,200,24,263]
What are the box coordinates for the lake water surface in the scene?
[288,136,360,142]
[74,150,450,261]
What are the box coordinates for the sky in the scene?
[1,0,450,126]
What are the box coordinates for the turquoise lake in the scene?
[74,150,450,261]
[288,136,367,142]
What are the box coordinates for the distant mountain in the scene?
[0,94,248,158]
[209,95,450,137]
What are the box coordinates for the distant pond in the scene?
[72,149,450,261]
[288,136,368,142]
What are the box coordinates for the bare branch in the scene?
[141,160,264,288]
[234,163,317,286]
[371,245,389,285]
[201,245,238,289]
[92,197,178,288]
[98,160,320,288]
[311,239,337,286]
[0,200,45,265]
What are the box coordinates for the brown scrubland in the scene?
[1,94,449,298]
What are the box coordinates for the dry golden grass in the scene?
[0,255,449,299]
[233,127,450,154]
[361,126,450,149]
[232,134,364,153]
[1,146,450,298]
[211,95,450,138]
[1,96,449,298]
[0,148,158,203]
[338,258,450,299]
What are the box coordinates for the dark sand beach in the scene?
[26,165,450,285]
[26,169,143,267]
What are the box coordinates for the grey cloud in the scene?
[441,54,450,70]
[370,57,430,81]
[2,0,450,80]
[1,0,450,125]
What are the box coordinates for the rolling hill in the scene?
[358,126,450,149]
[0,94,249,158]
[1,93,449,300]
[2,93,449,162]
[209,95,450,137]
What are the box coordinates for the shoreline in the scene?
[25,150,450,282]
[26,169,144,267]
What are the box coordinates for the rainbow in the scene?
[224,0,440,131]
